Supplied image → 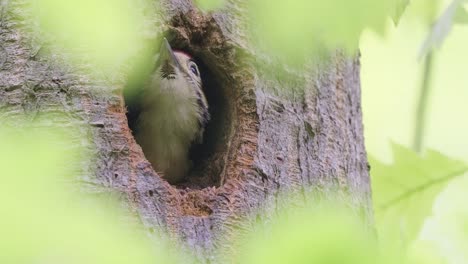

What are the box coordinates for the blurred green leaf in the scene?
[194,0,225,11]
[409,0,441,22]
[392,0,410,25]
[419,173,468,263]
[371,143,468,255]
[31,0,149,68]
[407,240,448,264]
[454,4,468,23]
[247,0,393,65]
[0,125,178,264]
[234,202,385,264]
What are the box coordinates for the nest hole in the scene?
[124,37,234,189]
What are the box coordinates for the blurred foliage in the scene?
[371,144,468,261]
[392,0,411,24]
[410,0,442,22]
[362,0,468,262]
[233,200,384,264]
[420,173,468,263]
[194,0,225,11]
[0,124,178,264]
[247,0,397,64]
[454,3,468,23]
[408,240,448,264]
[31,0,151,70]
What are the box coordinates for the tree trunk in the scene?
[0,0,371,262]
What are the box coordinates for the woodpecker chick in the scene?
[135,39,209,184]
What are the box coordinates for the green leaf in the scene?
[194,0,225,11]
[371,144,468,254]
[454,5,468,23]
[408,240,448,264]
[31,0,149,70]
[392,0,410,25]
[0,124,179,264]
[234,204,384,264]
[247,0,393,65]
[419,173,468,263]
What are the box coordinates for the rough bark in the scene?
[0,0,371,262]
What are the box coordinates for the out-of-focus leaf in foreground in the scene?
[0,125,176,264]
[408,240,448,264]
[247,0,393,64]
[31,0,148,68]
[371,143,468,257]
[392,0,410,25]
[419,173,468,264]
[234,201,385,264]
[194,0,225,11]
[454,3,468,23]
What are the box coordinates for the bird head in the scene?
[158,38,202,91]
[153,38,210,128]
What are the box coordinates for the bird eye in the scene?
[189,62,199,76]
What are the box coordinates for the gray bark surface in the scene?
[0,0,371,262]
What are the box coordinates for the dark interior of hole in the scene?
[187,57,229,186]
[123,42,230,188]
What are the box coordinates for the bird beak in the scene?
[159,38,181,70]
